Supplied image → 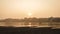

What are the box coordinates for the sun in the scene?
[28,12,32,17]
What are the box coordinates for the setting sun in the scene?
[28,12,32,17]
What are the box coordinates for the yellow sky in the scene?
[0,0,60,19]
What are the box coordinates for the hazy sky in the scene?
[0,0,60,19]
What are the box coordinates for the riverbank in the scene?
[0,26,60,34]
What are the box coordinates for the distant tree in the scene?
[53,18,60,22]
[48,16,53,26]
[49,17,53,21]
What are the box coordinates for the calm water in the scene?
[0,22,48,26]
[0,22,60,28]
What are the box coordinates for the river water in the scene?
[0,22,49,26]
[0,22,60,28]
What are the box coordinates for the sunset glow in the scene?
[0,0,60,18]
